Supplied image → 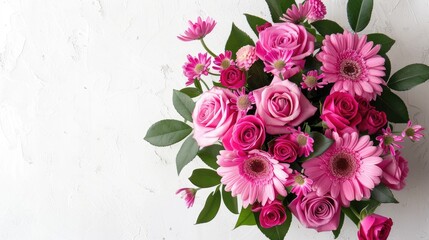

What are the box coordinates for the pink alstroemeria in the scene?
[263,49,294,77]
[285,171,313,196]
[402,120,425,142]
[280,3,311,23]
[178,17,216,41]
[376,127,404,156]
[231,88,255,114]
[213,51,235,72]
[176,188,197,208]
[301,70,326,91]
[182,53,211,85]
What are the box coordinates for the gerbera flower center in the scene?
[273,60,286,70]
[194,63,205,74]
[237,95,251,111]
[242,157,272,182]
[405,128,415,137]
[329,151,358,179]
[304,76,317,87]
[297,134,308,146]
[340,60,361,80]
[294,174,305,185]
[221,59,231,69]
[383,135,394,145]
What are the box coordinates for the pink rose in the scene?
[236,45,258,71]
[269,135,299,163]
[378,151,409,190]
[321,92,362,133]
[220,66,246,89]
[253,200,287,228]
[356,97,372,118]
[253,78,317,134]
[222,115,266,151]
[256,22,315,78]
[358,214,393,240]
[192,87,241,147]
[289,192,341,232]
[358,109,387,135]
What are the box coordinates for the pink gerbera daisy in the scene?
[285,171,313,196]
[317,31,386,100]
[217,150,290,207]
[263,49,294,77]
[213,51,235,72]
[289,127,314,157]
[280,3,311,23]
[301,70,326,91]
[231,88,255,114]
[176,188,198,208]
[182,53,211,85]
[402,120,425,142]
[307,0,327,22]
[178,17,216,41]
[376,127,404,156]
[303,132,384,206]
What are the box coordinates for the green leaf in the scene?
[234,207,256,229]
[347,0,374,32]
[176,136,199,175]
[173,90,195,122]
[387,64,429,91]
[367,33,395,54]
[222,185,239,214]
[212,81,226,88]
[265,0,295,22]
[196,188,221,224]
[373,87,409,123]
[225,23,254,59]
[371,184,399,203]
[300,132,334,162]
[198,144,224,169]
[332,211,345,239]
[189,168,221,188]
[180,87,202,98]
[311,20,344,36]
[247,60,272,91]
[245,14,269,36]
[194,79,203,92]
[255,207,292,240]
[380,54,391,81]
[144,120,192,147]
[342,207,359,226]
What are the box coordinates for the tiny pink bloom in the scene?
[256,22,273,33]
[317,31,386,100]
[220,66,246,89]
[263,49,295,78]
[307,0,327,22]
[402,120,425,142]
[358,214,393,240]
[217,150,290,207]
[231,88,255,114]
[252,200,287,228]
[176,188,197,208]
[182,53,211,85]
[285,171,313,196]
[303,132,384,206]
[289,127,314,157]
[213,51,235,72]
[301,70,326,91]
[236,45,258,71]
[178,16,216,41]
[222,115,266,152]
[280,3,311,23]
[376,127,404,156]
[378,151,409,191]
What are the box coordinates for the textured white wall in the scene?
[0,0,428,239]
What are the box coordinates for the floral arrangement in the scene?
[145,0,428,239]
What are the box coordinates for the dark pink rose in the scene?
[358,109,387,135]
[253,77,317,134]
[321,92,362,133]
[378,151,409,190]
[269,135,299,163]
[192,87,241,147]
[220,66,246,89]
[253,200,287,228]
[256,22,315,78]
[256,22,272,33]
[356,96,373,118]
[222,115,266,151]
[289,192,341,232]
[358,214,393,240]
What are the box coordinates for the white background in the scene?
[0,0,428,239]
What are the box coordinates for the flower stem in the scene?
[208,71,220,76]
[200,79,210,90]
[200,38,217,57]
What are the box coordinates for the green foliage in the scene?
[196,188,221,224]
[189,169,221,188]
[144,120,192,146]
[388,64,429,91]
[332,211,345,239]
[225,23,254,59]
[176,136,199,175]
[371,184,399,203]
[173,90,195,122]
[222,185,239,214]
[180,87,202,98]
[300,132,334,162]
[367,33,395,54]
[311,20,344,36]
[197,144,224,169]
[373,87,409,123]
[245,14,269,36]
[265,0,295,22]
[234,207,256,229]
[347,0,374,32]
[247,60,272,91]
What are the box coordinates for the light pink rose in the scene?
[256,22,315,78]
[269,135,299,163]
[358,214,393,240]
[289,192,341,232]
[321,92,362,134]
[236,45,258,71]
[253,200,287,228]
[222,115,266,151]
[253,78,317,134]
[192,87,241,147]
[358,109,387,135]
[378,151,409,190]
[220,65,246,89]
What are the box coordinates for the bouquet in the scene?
[145,0,428,239]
